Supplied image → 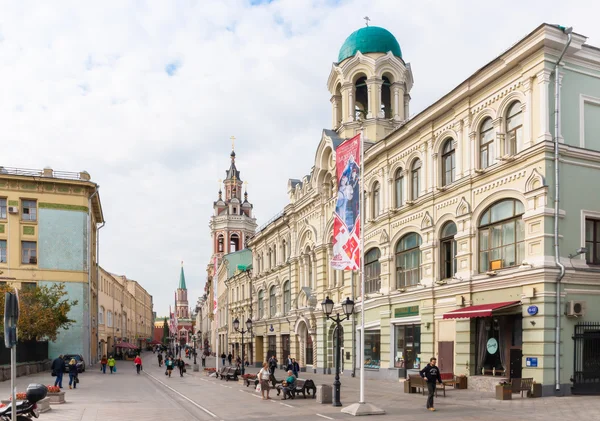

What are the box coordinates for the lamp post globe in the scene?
[246,318,252,331]
[341,297,355,317]
[321,296,334,316]
[233,318,240,331]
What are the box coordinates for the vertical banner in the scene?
[331,133,361,270]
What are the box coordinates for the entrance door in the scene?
[438,341,454,374]
[281,334,290,364]
[256,336,264,364]
[509,348,522,380]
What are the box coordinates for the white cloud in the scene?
[0,0,598,315]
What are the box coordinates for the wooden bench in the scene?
[408,374,445,397]
[275,379,317,399]
[224,367,239,381]
[440,373,458,388]
[518,377,533,398]
[215,367,228,379]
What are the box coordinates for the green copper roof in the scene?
[224,249,252,279]
[338,26,402,63]
[179,265,187,290]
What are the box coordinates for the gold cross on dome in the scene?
[230,136,236,151]
[364,16,370,27]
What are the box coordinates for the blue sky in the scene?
[0,0,598,316]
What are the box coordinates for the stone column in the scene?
[404,94,410,121]
[341,83,354,123]
[463,116,471,175]
[327,247,333,289]
[522,77,533,149]
[431,152,438,190]
[331,94,342,130]
[392,82,404,121]
[381,167,389,212]
[536,69,552,142]
[493,117,504,160]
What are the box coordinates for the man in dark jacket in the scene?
[419,357,442,411]
[51,355,64,388]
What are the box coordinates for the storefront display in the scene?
[394,324,421,369]
[364,331,380,369]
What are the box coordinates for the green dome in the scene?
[338,26,402,63]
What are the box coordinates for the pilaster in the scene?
[536,69,552,143]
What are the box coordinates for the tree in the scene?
[162,317,169,344]
[0,283,78,341]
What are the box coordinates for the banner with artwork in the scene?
[331,133,361,270]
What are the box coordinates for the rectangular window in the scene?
[0,198,6,219]
[21,200,37,221]
[0,240,6,263]
[21,241,37,264]
[21,282,36,291]
[267,335,276,359]
[585,218,600,265]
[394,324,421,369]
[364,331,381,369]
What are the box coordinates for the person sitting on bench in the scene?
[281,370,297,400]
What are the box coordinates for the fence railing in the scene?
[0,166,89,181]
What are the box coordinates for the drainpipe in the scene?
[88,186,98,367]
[553,25,572,393]
[95,219,105,362]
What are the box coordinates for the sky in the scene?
[0,0,597,317]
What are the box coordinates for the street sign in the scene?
[527,305,539,316]
[4,291,19,348]
[526,357,538,367]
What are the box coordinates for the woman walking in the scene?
[108,355,116,374]
[165,357,174,377]
[258,362,271,400]
[134,354,142,374]
[100,355,108,374]
[68,359,78,389]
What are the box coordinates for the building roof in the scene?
[338,26,402,63]
[179,264,187,290]
[224,249,252,279]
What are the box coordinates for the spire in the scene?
[179,261,187,290]
[225,137,242,182]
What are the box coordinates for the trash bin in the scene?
[316,384,332,404]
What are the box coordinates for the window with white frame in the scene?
[411,160,421,200]
[394,169,404,207]
[372,182,380,218]
[479,117,495,169]
[396,233,422,288]
[258,290,264,319]
[441,139,455,186]
[505,101,523,156]
[283,281,291,313]
[269,286,276,317]
[99,306,104,325]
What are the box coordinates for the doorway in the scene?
[438,341,454,374]
[510,349,523,379]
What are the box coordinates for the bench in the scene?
[408,374,445,397]
[244,376,259,388]
[440,373,458,388]
[215,367,228,379]
[517,377,533,398]
[276,379,317,399]
[224,367,239,381]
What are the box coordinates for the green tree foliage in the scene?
[162,317,169,344]
[0,283,77,341]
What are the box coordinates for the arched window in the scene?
[230,233,240,252]
[478,199,525,272]
[381,76,392,118]
[269,286,276,317]
[506,101,523,155]
[107,310,113,328]
[479,117,495,169]
[372,182,380,218]
[440,222,457,279]
[394,168,404,207]
[99,306,104,325]
[258,290,264,319]
[355,76,368,120]
[441,139,455,186]
[364,248,381,293]
[217,234,224,253]
[395,233,422,288]
[411,160,421,200]
[283,281,291,313]
[273,246,277,267]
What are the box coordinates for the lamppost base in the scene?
[341,402,386,416]
[193,363,200,372]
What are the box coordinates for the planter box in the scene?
[495,385,512,400]
[457,376,468,389]
[47,391,66,404]
[38,397,51,413]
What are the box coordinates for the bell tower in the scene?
[209,143,257,263]
[327,24,413,143]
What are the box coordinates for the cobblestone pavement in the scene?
[0,352,597,420]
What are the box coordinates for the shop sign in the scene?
[526,357,538,367]
[394,306,419,318]
[486,338,498,354]
[527,305,539,316]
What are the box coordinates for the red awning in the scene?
[116,342,138,349]
[442,301,521,320]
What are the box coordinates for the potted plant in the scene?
[495,381,512,400]
[46,385,66,404]
[457,374,468,389]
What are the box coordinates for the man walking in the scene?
[227,353,232,366]
[221,353,226,366]
[419,357,443,411]
[51,355,64,388]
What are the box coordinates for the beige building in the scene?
[241,23,600,396]
[98,267,153,356]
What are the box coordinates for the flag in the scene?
[331,133,361,270]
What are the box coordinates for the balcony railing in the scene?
[0,166,91,182]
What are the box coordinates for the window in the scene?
[21,241,37,264]
[0,240,6,263]
[372,182,380,218]
[305,332,313,365]
[585,219,600,264]
[107,311,113,327]
[217,235,224,253]
[267,335,277,359]
[505,101,523,156]
[99,307,104,325]
[364,248,381,293]
[22,200,37,221]
[273,247,277,267]
[394,169,404,207]
[230,234,240,252]
[479,118,495,169]
[441,139,455,186]
[0,198,6,219]
[258,290,264,319]
[411,160,421,200]
[364,331,381,369]
[22,282,36,291]
[394,324,421,369]
[440,222,457,279]
[396,233,422,288]
[478,199,525,272]
[283,281,291,313]
[269,286,276,317]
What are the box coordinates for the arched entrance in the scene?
[297,320,314,368]
[328,324,345,373]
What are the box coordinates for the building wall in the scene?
[39,208,87,271]
[44,281,87,358]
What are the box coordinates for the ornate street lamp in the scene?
[192,334,198,367]
[233,317,252,375]
[321,296,355,407]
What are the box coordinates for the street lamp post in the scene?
[233,317,252,375]
[192,334,199,372]
[321,296,355,407]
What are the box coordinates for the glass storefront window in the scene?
[394,324,421,369]
[364,331,381,369]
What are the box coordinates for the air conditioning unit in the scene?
[8,206,18,214]
[566,300,585,317]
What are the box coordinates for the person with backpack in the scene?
[100,355,108,374]
[165,356,174,377]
